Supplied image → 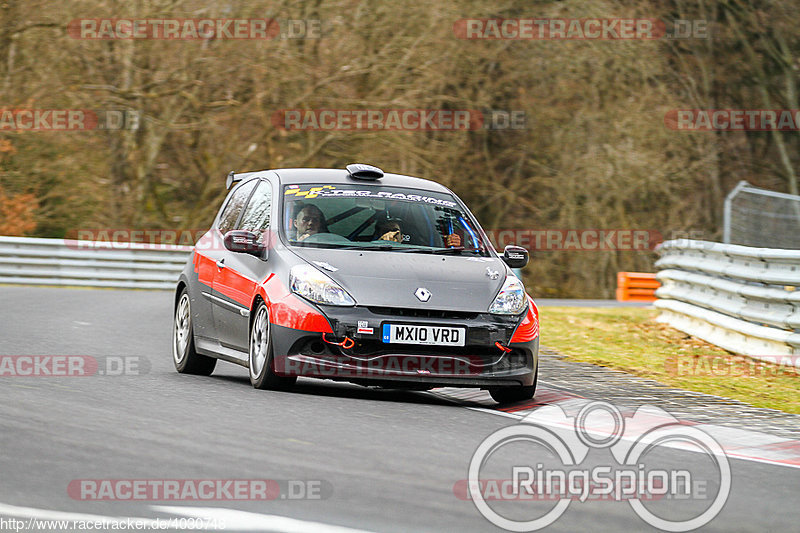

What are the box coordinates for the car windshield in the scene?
[281,183,489,255]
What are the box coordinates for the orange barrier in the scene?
[616,272,659,302]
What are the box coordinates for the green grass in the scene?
[540,307,800,414]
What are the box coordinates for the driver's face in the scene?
[294,207,323,236]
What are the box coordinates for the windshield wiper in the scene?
[295,243,482,254]
[430,247,482,255]
[344,245,484,254]
[360,246,438,253]
[326,245,447,253]
[326,244,403,251]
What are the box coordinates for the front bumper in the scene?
[270,304,538,388]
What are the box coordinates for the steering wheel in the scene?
[299,232,352,244]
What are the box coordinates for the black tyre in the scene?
[173,289,217,375]
[489,366,537,405]
[249,301,296,390]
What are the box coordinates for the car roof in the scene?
[244,168,452,194]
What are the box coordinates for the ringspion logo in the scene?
[463,401,730,531]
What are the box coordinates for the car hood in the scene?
[291,248,508,312]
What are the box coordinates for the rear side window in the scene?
[217,180,257,234]
[238,181,272,232]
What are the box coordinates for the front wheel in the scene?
[489,366,537,405]
[173,290,217,375]
[249,302,296,390]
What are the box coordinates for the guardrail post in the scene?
[723,180,750,244]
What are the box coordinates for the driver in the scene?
[293,204,327,241]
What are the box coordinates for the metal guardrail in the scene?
[655,239,800,360]
[0,236,191,290]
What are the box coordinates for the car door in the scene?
[212,178,275,352]
[188,229,221,341]
[197,179,258,348]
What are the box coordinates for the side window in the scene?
[217,180,257,234]
[238,181,272,233]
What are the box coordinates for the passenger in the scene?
[374,218,404,242]
[445,233,461,247]
[373,217,461,247]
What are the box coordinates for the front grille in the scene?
[367,306,479,320]
[295,338,528,370]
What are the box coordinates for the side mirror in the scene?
[224,230,265,257]
[502,245,529,268]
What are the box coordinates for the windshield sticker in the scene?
[285,186,456,207]
[284,185,337,199]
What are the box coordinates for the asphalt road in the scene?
[0,286,798,532]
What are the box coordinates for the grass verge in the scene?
[540,306,800,414]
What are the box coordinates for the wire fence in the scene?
[723,181,800,249]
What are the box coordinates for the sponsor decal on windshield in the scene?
[284,185,336,198]
[285,185,457,207]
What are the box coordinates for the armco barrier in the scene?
[655,239,800,361]
[0,236,191,290]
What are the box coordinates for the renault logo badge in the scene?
[415,288,431,302]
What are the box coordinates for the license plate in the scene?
[381,324,465,347]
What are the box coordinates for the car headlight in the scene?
[290,264,356,306]
[489,276,528,315]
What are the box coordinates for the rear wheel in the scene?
[489,366,537,405]
[249,302,296,390]
[173,290,217,375]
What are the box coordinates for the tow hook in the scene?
[495,341,512,353]
[322,333,355,350]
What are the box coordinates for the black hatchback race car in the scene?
[173,164,539,404]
